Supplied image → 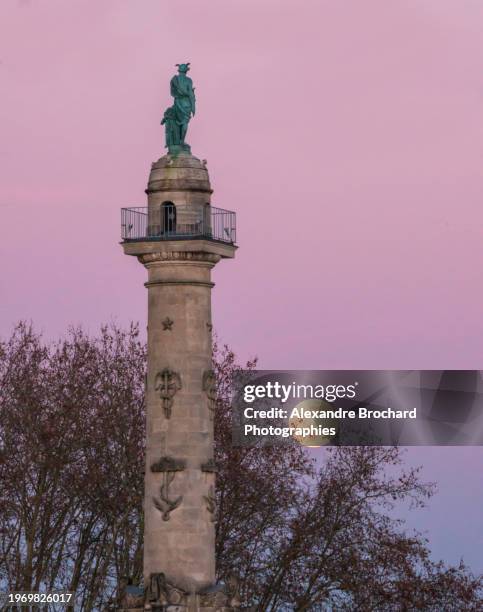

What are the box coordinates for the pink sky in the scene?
[1,0,482,570]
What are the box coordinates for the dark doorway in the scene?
[161,202,176,235]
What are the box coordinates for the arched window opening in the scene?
[161,201,176,235]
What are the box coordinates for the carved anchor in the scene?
[203,369,217,420]
[153,472,182,521]
[152,455,185,521]
[151,456,186,473]
[154,368,181,419]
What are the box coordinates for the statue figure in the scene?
[146,573,170,607]
[161,107,178,150]
[145,572,187,610]
[161,63,196,154]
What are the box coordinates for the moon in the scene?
[288,399,336,447]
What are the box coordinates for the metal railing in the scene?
[121,205,236,244]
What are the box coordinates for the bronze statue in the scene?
[161,63,196,154]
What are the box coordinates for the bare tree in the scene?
[0,325,481,610]
[0,323,145,610]
[212,343,482,611]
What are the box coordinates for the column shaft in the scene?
[143,256,216,593]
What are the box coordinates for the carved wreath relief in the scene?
[154,368,181,418]
[151,455,185,521]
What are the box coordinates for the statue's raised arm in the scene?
[162,62,196,155]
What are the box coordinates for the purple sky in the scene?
[1,1,482,572]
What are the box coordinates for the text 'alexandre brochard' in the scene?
[241,381,417,441]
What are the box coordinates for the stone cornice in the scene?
[122,238,237,261]
[144,279,215,288]
[138,251,221,265]
[145,179,213,194]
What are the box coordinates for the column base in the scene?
[111,573,253,612]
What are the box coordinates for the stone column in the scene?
[143,250,218,591]
[121,152,238,611]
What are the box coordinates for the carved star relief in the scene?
[162,317,174,331]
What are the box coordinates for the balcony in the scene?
[121,204,236,245]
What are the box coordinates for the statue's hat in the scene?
[176,62,190,72]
